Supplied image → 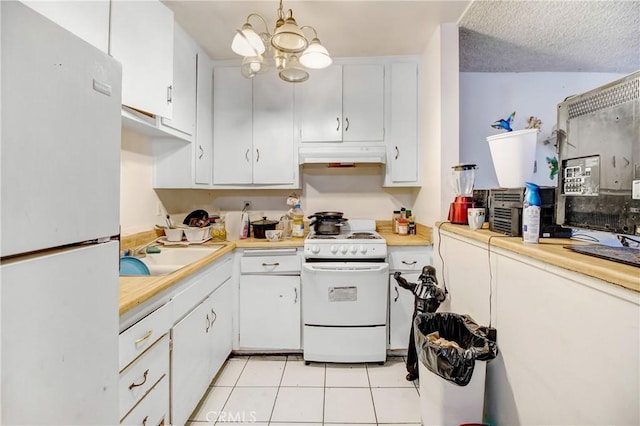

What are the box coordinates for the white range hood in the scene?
[299,145,386,164]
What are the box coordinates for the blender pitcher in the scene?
[448,164,477,224]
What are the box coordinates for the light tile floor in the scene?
[189,355,420,426]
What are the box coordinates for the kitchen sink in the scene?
[138,245,225,276]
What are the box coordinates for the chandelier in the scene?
[231,0,332,83]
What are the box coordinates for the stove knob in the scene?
[359,245,367,254]
[340,245,348,254]
[311,245,321,254]
[330,245,338,254]
[349,245,358,254]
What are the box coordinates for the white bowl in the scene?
[184,227,207,242]
[165,228,184,242]
[265,229,283,242]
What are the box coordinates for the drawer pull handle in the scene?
[345,117,350,132]
[134,330,153,345]
[395,146,399,160]
[210,309,217,327]
[401,260,417,265]
[294,287,298,304]
[336,117,340,132]
[129,369,149,390]
[142,415,148,426]
[206,314,210,333]
[261,262,280,267]
[394,286,399,302]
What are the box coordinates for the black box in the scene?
[489,187,559,237]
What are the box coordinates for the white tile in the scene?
[212,357,248,387]
[270,387,324,423]
[218,387,278,423]
[325,363,369,387]
[371,388,421,424]
[367,358,415,388]
[324,387,376,423]
[236,357,285,387]
[280,360,325,387]
[191,386,233,422]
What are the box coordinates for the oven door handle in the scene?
[303,264,388,273]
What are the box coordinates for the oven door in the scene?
[302,262,389,326]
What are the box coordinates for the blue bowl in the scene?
[120,257,150,276]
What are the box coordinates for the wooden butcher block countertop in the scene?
[437,222,639,293]
[119,223,433,315]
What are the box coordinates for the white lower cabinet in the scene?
[387,246,433,350]
[171,278,232,426]
[239,275,301,350]
[239,249,301,350]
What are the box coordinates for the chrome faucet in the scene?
[131,237,163,257]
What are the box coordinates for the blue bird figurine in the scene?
[491,111,515,132]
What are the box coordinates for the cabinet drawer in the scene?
[119,334,169,421]
[120,374,169,426]
[119,302,172,372]
[241,253,301,274]
[388,248,432,271]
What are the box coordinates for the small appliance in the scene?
[448,164,477,224]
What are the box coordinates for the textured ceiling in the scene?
[163,0,640,73]
[459,0,640,73]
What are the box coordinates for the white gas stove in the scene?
[304,219,387,260]
[302,219,389,364]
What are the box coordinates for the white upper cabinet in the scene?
[194,53,214,186]
[212,68,297,187]
[297,64,385,143]
[342,64,385,141]
[109,0,174,118]
[252,72,295,185]
[212,67,253,185]
[22,0,110,52]
[160,23,197,137]
[385,62,420,186]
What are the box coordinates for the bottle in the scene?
[292,204,305,238]
[522,182,541,243]
[239,211,249,239]
[398,218,409,235]
[392,210,401,234]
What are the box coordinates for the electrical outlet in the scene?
[242,201,252,211]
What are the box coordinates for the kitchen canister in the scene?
[487,128,538,188]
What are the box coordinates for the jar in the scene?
[211,220,227,241]
[398,218,409,235]
[392,210,401,233]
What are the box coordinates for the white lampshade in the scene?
[241,54,266,78]
[299,38,332,69]
[231,24,265,57]
[279,55,309,83]
[271,17,308,53]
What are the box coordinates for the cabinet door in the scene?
[213,67,253,184]
[160,23,197,136]
[194,53,214,186]
[209,280,233,376]
[389,272,419,350]
[386,63,419,185]
[109,0,173,118]
[253,73,295,185]
[343,64,385,142]
[171,295,214,426]
[296,65,342,142]
[22,0,110,52]
[239,275,301,350]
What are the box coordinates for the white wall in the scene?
[120,128,166,235]
[460,72,624,189]
[414,23,460,228]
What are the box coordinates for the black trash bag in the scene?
[414,312,498,387]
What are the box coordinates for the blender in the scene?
[448,164,477,224]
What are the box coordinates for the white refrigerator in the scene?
[1,2,121,424]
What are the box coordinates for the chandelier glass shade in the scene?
[231,0,332,83]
